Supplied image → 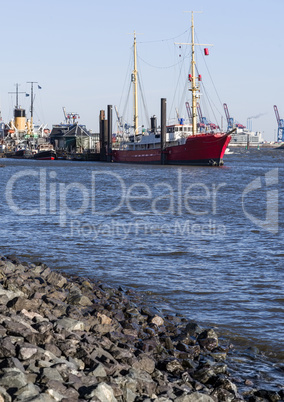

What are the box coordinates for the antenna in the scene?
[8,83,25,108]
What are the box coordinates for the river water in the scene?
[0,148,283,388]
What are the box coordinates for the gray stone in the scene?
[0,368,28,390]
[0,386,12,402]
[46,388,66,401]
[88,382,117,402]
[197,329,218,351]
[132,354,155,374]
[0,286,24,302]
[17,343,38,360]
[78,295,93,306]
[89,363,107,377]
[175,392,215,402]
[0,357,25,373]
[127,368,157,396]
[56,317,85,331]
[13,383,39,400]
[46,272,67,288]
[0,337,16,358]
[40,367,64,382]
[7,297,40,312]
[21,394,57,401]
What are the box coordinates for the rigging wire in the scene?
[118,50,133,118]
[136,48,150,127]
[194,31,225,122]
[137,28,190,44]
[137,73,150,126]
[138,54,184,70]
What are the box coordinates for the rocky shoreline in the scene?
[0,255,282,402]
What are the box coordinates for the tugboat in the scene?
[34,143,56,160]
[5,82,50,158]
[112,13,233,166]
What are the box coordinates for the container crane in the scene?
[185,102,192,122]
[223,103,245,131]
[197,103,219,131]
[223,103,234,131]
[273,105,284,142]
[62,107,80,125]
[197,103,207,131]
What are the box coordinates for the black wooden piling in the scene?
[107,105,113,162]
[161,98,167,165]
[99,110,107,161]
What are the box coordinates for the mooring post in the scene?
[161,98,167,165]
[107,105,113,162]
[99,110,107,161]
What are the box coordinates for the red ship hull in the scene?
[112,132,231,166]
[34,150,57,161]
[35,156,55,160]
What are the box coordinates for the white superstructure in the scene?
[230,128,263,147]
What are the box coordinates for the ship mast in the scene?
[132,31,138,137]
[27,81,38,135]
[175,12,212,136]
[190,12,198,136]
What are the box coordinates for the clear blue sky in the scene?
[0,0,283,141]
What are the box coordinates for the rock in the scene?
[13,383,39,400]
[175,392,215,401]
[0,386,11,402]
[254,389,281,401]
[97,312,112,325]
[127,368,157,396]
[0,368,28,392]
[0,257,278,401]
[89,363,107,377]
[17,343,38,360]
[0,357,25,373]
[87,382,117,401]
[0,338,16,358]
[56,317,85,331]
[46,388,66,401]
[0,286,24,301]
[151,315,164,326]
[7,296,40,312]
[197,329,218,351]
[132,354,155,374]
[40,367,64,382]
[46,271,67,288]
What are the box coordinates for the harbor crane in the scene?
[273,105,284,142]
[197,103,219,132]
[185,102,192,122]
[223,103,245,131]
[62,107,80,125]
[197,103,207,131]
[223,103,234,131]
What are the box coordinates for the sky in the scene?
[0,0,283,142]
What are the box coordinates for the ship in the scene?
[4,83,51,158]
[34,143,56,160]
[230,128,263,147]
[112,13,232,166]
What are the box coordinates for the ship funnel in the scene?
[14,107,26,132]
[150,115,157,134]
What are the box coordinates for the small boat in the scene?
[225,148,234,155]
[34,143,56,160]
[112,13,232,166]
[5,144,34,159]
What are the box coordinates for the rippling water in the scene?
[0,148,283,386]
